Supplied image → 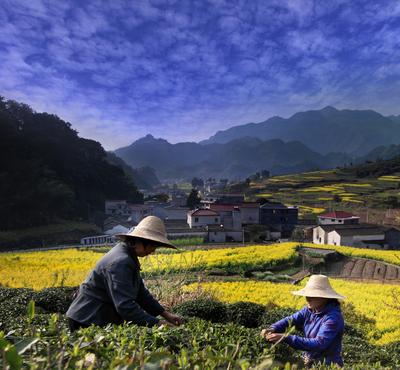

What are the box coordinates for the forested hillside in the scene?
[0,97,142,230]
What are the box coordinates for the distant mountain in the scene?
[200,106,400,156]
[106,152,160,190]
[357,144,400,163]
[115,135,350,181]
[389,115,400,124]
[0,97,143,230]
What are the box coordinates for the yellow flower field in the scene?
[312,243,400,265]
[0,244,298,289]
[1,242,400,289]
[186,279,400,344]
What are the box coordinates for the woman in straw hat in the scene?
[261,274,345,368]
[67,216,183,332]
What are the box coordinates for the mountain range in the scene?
[115,135,350,181]
[115,107,400,181]
[200,106,400,156]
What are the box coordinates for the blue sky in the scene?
[1,0,400,149]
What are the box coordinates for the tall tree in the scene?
[186,189,201,209]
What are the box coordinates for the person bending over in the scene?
[261,275,345,368]
[67,216,183,331]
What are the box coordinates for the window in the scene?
[215,218,218,222]
[195,217,198,222]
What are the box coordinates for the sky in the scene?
[1,0,400,150]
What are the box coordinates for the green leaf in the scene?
[4,343,23,370]
[27,300,35,322]
[15,337,39,355]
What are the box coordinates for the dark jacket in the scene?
[66,242,164,327]
[270,302,344,367]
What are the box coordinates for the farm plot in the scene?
[186,279,400,345]
[0,244,299,289]
[1,241,400,369]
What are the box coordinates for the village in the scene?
[81,179,400,251]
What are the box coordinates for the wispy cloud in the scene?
[0,0,399,150]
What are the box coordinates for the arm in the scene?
[284,315,343,351]
[136,280,165,317]
[270,307,308,333]
[103,263,160,326]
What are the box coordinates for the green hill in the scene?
[240,157,400,220]
[0,97,143,231]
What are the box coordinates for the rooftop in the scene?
[189,209,220,217]
[319,211,357,219]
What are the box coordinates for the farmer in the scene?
[67,216,183,332]
[261,274,345,368]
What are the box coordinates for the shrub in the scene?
[173,298,228,323]
[260,305,297,328]
[227,301,266,328]
[33,287,77,313]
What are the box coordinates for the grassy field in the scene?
[1,242,400,289]
[1,242,400,368]
[245,169,400,221]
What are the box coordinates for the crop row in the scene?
[185,278,400,345]
[1,243,400,289]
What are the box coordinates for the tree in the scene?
[261,170,270,179]
[386,195,399,208]
[186,189,201,209]
[333,194,342,203]
[191,177,204,188]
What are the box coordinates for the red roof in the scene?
[209,204,235,212]
[189,209,219,217]
[208,203,259,211]
[319,211,356,219]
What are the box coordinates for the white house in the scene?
[105,200,131,217]
[313,224,400,249]
[206,226,243,243]
[318,211,360,225]
[128,204,154,224]
[165,206,190,220]
[206,202,260,227]
[187,209,220,228]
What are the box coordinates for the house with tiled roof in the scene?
[187,209,221,228]
[313,223,400,249]
[318,211,360,225]
[206,202,260,227]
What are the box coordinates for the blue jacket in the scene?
[66,243,164,327]
[270,302,344,367]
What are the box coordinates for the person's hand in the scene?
[260,328,273,339]
[161,310,184,326]
[158,319,177,328]
[265,332,284,343]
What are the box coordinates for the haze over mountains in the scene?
[201,106,400,156]
[115,107,400,181]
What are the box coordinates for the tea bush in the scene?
[173,298,228,323]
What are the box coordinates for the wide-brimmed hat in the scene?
[115,216,176,249]
[292,275,345,300]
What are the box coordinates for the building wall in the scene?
[385,230,400,249]
[188,215,220,228]
[260,207,298,235]
[166,208,189,220]
[353,233,384,243]
[313,226,327,244]
[105,201,130,217]
[241,208,259,224]
[208,231,226,243]
[318,217,359,225]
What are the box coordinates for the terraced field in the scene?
[245,169,400,221]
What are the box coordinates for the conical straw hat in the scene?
[115,216,176,249]
[292,275,345,300]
